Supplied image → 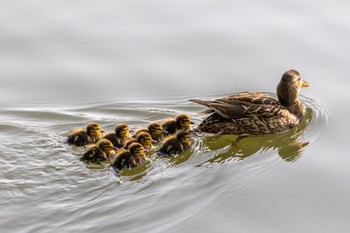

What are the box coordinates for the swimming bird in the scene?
[159,130,191,155]
[80,139,115,162]
[124,131,154,152]
[162,114,192,135]
[111,143,146,171]
[147,122,166,143]
[67,122,104,146]
[103,123,131,149]
[189,69,309,135]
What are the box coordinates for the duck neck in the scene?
[286,100,304,119]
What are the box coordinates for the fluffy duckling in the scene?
[125,131,154,152]
[111,143,146,171]
[67,122,104,146]
[162,114,192,135]
[159,130,191,155]
[80,139,115,162]
[147,122,166,143]
[189,69,309,135]
[103,123,131,149]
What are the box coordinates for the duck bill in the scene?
[302,80,309,87]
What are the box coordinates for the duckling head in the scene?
[176,130,191,147]
[115,123,130,139]
[148,122,163,136]
[86,122,102,137]
[97,139,115,155]
[136,132,153,149]
[129,142,145,157]
[277,69,309,107]
[176,114,192,131]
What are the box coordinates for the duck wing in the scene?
[190,92,283,119]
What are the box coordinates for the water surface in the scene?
[1,1,350,233]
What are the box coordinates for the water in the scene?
[1,1,350,233]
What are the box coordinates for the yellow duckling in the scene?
[159,130,191,155]
[124,131,154,152]
[103,123,131,149]
[111,142,147,171]
[147,122,166,143]
[80,139,115,162]
[67,122,104,146]
[189,69,309,135]
[162,114,192,136]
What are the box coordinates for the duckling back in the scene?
[67,129,89,146]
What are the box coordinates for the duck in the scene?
[67,122,104,146]
[162,114,192,136]
[80,139,115,162]
[189,69,309,136]
[111,142,147,171]
[147,122,166,143]
[124,131,154,152]
[159,130,191,155]
[103,123,131,149]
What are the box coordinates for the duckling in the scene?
[103,123,131,149]
[159,130,191,155]
[132,127,148,138]
[162,114,192,135]
[148,122,166,143]
[189,69,309,135]
[111,142,146,171]
[80,139,115,162]
[125,131,154,152]
[67,122,104,146]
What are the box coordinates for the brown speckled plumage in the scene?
[190,70,309,136]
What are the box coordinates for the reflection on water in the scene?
[199,108,312,165]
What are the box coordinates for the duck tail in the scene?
[189,99,214,116]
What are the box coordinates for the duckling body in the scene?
[80,139,115,162]
[162,114,192,136]
[111,143,146,171]
[67,122,103,146]
[159,130,191,155]
[103,123,130,148]
[190,70,309,136]
[147,122,166,143]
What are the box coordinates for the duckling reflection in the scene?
[199,108,312,165]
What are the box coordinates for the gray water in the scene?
[1,1,350,233]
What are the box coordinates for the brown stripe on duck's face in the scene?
[176,114,192,130]
[87,123,102,137]
[137,132,153,146]
[149,125,163,136]
[97,139,115,154]
[129,143,145,156]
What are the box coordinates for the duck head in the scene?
[115,123,130,139]
[97,139,115,156]
[148,122,163,136]
[86,122,103,138]
[277,69,309,107]
[129,142,146,158]
[136,132,153,149]
[176,114,192,131]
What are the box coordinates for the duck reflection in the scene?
[199,108,312,165]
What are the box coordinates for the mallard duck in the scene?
[159,130,191,155]
[67,122,104,146]
[103,123,131,149]
[162,114,192,135]
[125,131,154,152]
[80,139,115,162]
[189,69,309,135]
[111,142,146,171]
[147,122,165,143]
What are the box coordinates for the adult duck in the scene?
[189,69,309,135]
